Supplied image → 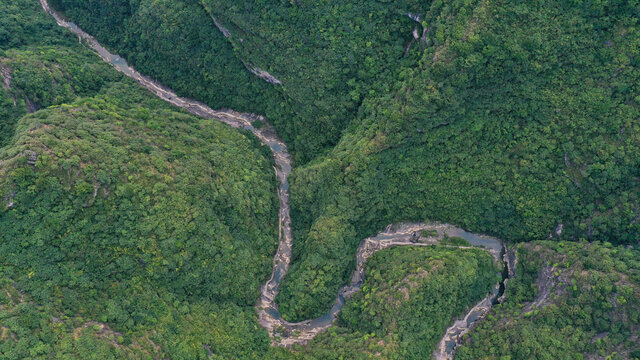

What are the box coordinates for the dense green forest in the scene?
[54,0,640,324]
[48,0,427,162]
[0,0,120,148]
[0,1,281,358]
[300,246,497,359]
[277,0,640,321]
[47,0,282,125]
[457,241,640,359]
[200,0,425,161]
[3,0,640,358]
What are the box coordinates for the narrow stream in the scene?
[39,1,513,357]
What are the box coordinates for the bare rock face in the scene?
[24,150,37,165]
[0,65,17,106]
[1,65,12,90]
[405,12,421,23]
[210,16,230,38]
[412,27,420,39]
[25,97,39,113]
[4,190,16,209]
[246,65,282,85]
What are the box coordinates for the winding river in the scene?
[38,1,514,358]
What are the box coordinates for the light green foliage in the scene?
[0,83,280,357]
[0,0,121,148]
[0,2,280,358]
[0,47,120,147]
[278,0,640,321]
[456,241,640,359]
[297,246,497,359]
[0,275,152,359]
[0,274,274,359]
[1,82,278,308]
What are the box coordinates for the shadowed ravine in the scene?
[39,1,513,357]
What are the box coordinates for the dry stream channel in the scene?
[39,1,515,357]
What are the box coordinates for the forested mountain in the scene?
[279,0,640,321]
[2,0,640,359]
[457,241,640,359]
[1,1,279,358]
[303,246,498,359]
[49,0,426,162]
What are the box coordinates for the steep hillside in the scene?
[4,0,640,358]
[48,0,426,162]
[0,82,280,359]
[0,1,280,358]
[200,0,425,161]
[0,0,120,148]
[456,241,640,359]
[300,246,497,359]
[0,47,120,147]
[278,0,640,321]
[48,0,280,122]
[1,82,278,311]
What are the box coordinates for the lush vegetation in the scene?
[200,0,425,161]
[456,241,640,359]
[0,275,152,359]
[277,0,640,321]
[49,0,427,162]
[0,83,280,358]
[0,47,120,148]
[0,270,277,360]
[0,0,120,148]
[4,0,640,358]
[0,2,281,358]
[1,81,279,309]
[48,0,281,122]
[298,246,498,359]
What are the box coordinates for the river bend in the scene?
[38,1,513,358]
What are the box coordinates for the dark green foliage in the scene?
[0,47,120,147]
[1,81,278,319]
[4,0,640,358]
[456,241,640,359]
[0,0,122,149]
[201,0,425,162]
[278,0,640,321]
[298,246,497,359]
[0,3,281,357]
[48,0,288,149]
[48,0,426,162]
[0,0,78,50]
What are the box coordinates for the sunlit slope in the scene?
[279,0,640,321]
[300,246,497,359]
[1,2,280,356]
[1,79,278,312]
[456,241,640,359]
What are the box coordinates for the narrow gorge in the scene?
[38,1,513,358]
